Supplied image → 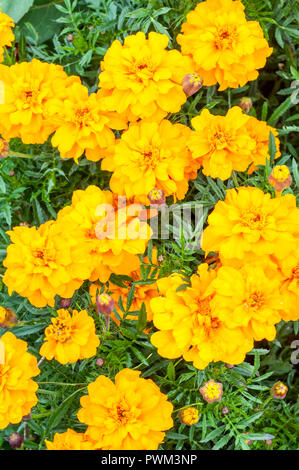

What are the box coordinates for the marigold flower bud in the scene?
[0,306,18,329]
[147,188,166,205]
[183,73,203,97]
[266,439,273,446]
[22,413,31,421]
[96,357,104,367]
[59,298,72,309]
[271,381,288,400]
[178,407,199,426]
[8,432,24,449]
[19,222,30,227]
[238,97,252,113]
[158,254,165,263]
[0,138,9,158]
[225,363,234,369]
[66,33,74,42]
[96,293,115,316]
[9,170,15,177]
[200,379,223,403]
[221,406,229,415]
[268,165,292,192]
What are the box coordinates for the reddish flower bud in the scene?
[96,357,105,367]
[183,73,203,97]
[271,381,288,400]
[19,222,30,227]
[96,293,115,316]
[0,138,9,159]
[266,439,273,446]
[225,363,234,369]
[8,432,24,449]
[147,188,165,205]
[59,298,72,309]
[22,413,31,421]
[66,33,74,42]
[221,406,229,415]
[9,170,15,177]
[238,97,252,113]
[158,254,165,263]
[0,306,18,329]
[200,379,223,403]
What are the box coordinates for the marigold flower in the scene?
[0,306,17,329]
[48,83,126,163]
[269,165,292,192]
[182,73,203,97]
[98,31,193,122]
[200,379,223,403]
[77,368,174,450]
[45,429,97,450]
[239,97,253,113]
[245,117,280,172]
[210,264,283,341]
[102,119,197,204]
[188,107,255,180]
[275,254,299,322]
[0,138,9,158]
[39,309,100,365]
[0,332,39,429]
[3,221,91,308]
[271,381,288,400]
[0,10,14,63]
[56,185,152,283]
[177,0,272,91]
[0,59,80,144]
[201,187,299,263]
[150,264,253,369]
[179,407,199,426]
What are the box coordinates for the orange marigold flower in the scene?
[150,264,253,369]
[98,31,193,122]
[179,407,199,426]
[210,264,283,341]
[3,221,91,308]
[271,381,288,400]
[101,119,197,204]
[56,185,152,283]
[77,368,174,450]
[0,10,14,63]
[0,59,80,144]
[0,306,17,329]
[39,309,100,364]
[274,253,299,322]
[0,332,39,429]
[200,379,223,403]
[177,0,272,91]
[245,117,280,173]
[45,429,97,450]
[48,83,126,163]
[188,107,255,180]
[0,138,9,158]
[201,187,299,263]
[269,165,292,192]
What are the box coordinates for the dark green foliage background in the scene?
[0,0,298,450]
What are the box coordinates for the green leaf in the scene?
[237,411,264,429]
[45,387,85,433]
[137,302,147,332]
[0,0,34,22]
[167,361,176,381]
[19,3,61,44]
[268,96,294,126]
[212,432,233,450]
[268,131,277,164]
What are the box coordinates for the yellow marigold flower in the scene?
[45,429,97,450]
[48,83,126,163]
[98,31,193,122]
[0,306,17,329]
[269,165,292,193]
[275,254,299,322]
[90,267,158,324]
[188,107,255,180]
[177,0,272,90]
[271,381,288,400]
[150,264,253,369]
[210,265,283,341]
[39,309,100,364]
[201,187,299,263]
[77,368,174,450]
[179,407,199,426]
[0,10,14,63]
[56,185,152,283]
[0,137,9,158]
[0,332,39,429]
[101,119,197,204]
[0,59,80,144]
[3,221,91,308]
[245,117,281,173]
[200,379,223,403]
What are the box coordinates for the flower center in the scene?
[244,291,264,311]
[241,210,267,230]
[48,318,72,343]
[33,248,55,267]
[75,107,92,127]
[140,146,162,169]
[292,264,299,280]
[130,58,155,82]
[215,27,238,50]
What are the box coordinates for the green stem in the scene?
[228,89,232,108]
[232,170,239,188]
[9,151,36,159]
[174,402,203,413]
[37,381,87,386]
